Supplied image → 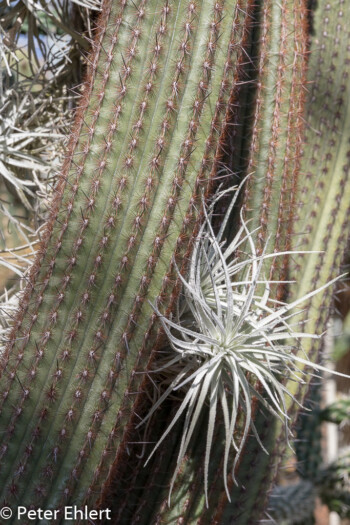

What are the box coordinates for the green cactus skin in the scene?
[0,0,255,517]
[241,0,308,266]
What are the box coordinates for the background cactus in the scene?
[0,0,349,523]
[321,398,350,426]
[257,0,350,520]
[267,391,350,524]
[267,480,316,525]
[318,448,350,520]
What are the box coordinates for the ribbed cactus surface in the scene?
[202,0,350,522]
[217,1,310,522]
[0,0,256,517]
[256,0,350,521]
[279,0,350,440]
[1,0,350,522]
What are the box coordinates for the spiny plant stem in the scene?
[269,0,350,481]
[233,1,350,522]
[242,0,308,269]
[0,0,254,515]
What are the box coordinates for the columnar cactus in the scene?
[236,0,350,521]
[0,0,255,516]
[96,1,312,521]
[1,0,350,522]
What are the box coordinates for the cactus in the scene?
[1,0,350,522]
[295,381,323,481]
[317,448,350,519]
[266,392,350,525]
[125,3,312,522]
[0,0,257,516]
[333,309,350,361]
[320,398,350,425]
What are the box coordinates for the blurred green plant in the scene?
[268,399,350,524]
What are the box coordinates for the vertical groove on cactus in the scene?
[0,0,258,516]
[242,0,308,268]
[278,0,350,427]
[207,1,309,523]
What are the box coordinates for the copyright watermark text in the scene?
[0,505,111,521]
